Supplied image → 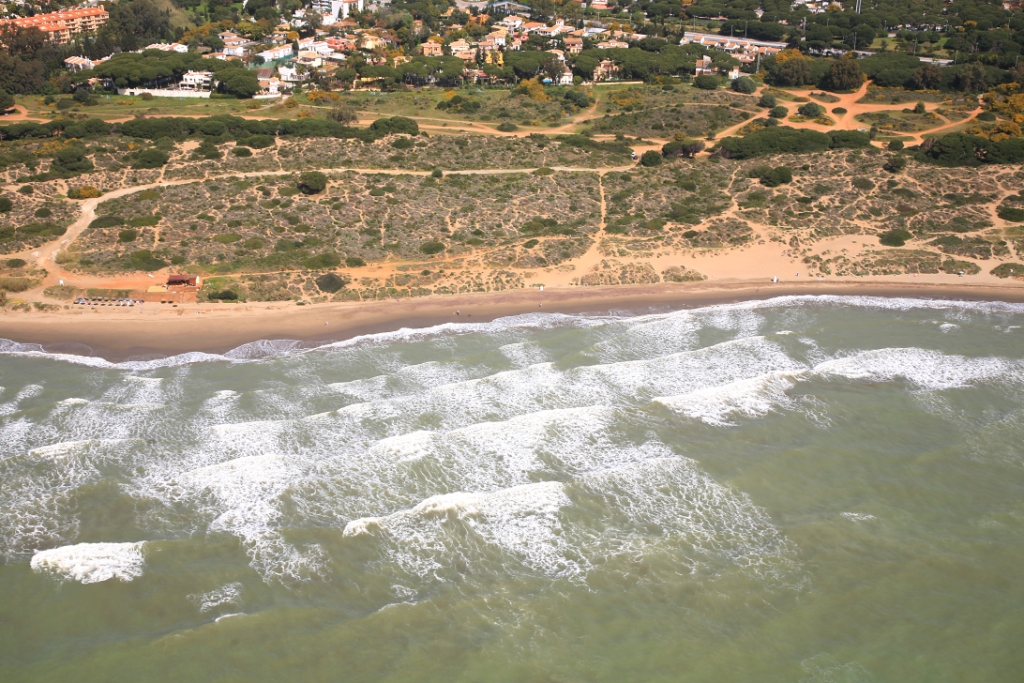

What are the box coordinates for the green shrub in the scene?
[213,233,242,243]
[640,150,663,167]
[6,258,26,268]
[88,215,124,229]
[888,140,905,151]
[132,149,169,169]
[129,249,167,271]
[693,75,720,90]
[118,229,138,242]
[732,76,756,94]
[883,155,908,173]
[345,256,366,267]
[243,237,265,249]
[305,252,341,269]
[315,272,347,293]
[797,102,824,118]
[128,215,160,227]
[34,207,51,218]
[990,263,1024,279]
[298,171,328,194]
[852,177,874,191]
[768,105,788,118]
[390,136,414,149]
[496,122,518,132]
[997,207,1024,222]
[419,240,446,255]
[231,146,252,157]
[977,111,996,122]
[17,186,33,195]
[832,107,847,115]
[431,169,443,178]
[0,276,33,292]
[209,289,238,300]
[879,228,913,247]
[757,93,776,108]
[523,239,539,248]
[759,166,792,187]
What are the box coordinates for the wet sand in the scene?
[3,280,1024,361]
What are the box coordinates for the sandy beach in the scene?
[3,279,1024,361]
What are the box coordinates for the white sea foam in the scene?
[28,438,134,459]
[0,384,43,416]
[177,455,325,583]
[30,541,146,583]
[344,481,579,580]
[814,348,1022,390]
[655,372,801,426]
[840,512,877,522]
[189,582,244,612]
[578,455,797,579]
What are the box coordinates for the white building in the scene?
[181,70,213,89]
[278,65,308,83]
[142,42,188,53]
[257,44,294,62]
[310,0,364,21]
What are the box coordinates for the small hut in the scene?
[167,274,199,288]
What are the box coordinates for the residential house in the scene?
[448,39,477,61]
[564,36,583,54]
[327,35,357,52]
[296,50,323,69]
[257,44,294,62]
[181,70,214,90]
[420,40,444,56]
[500,15,526,30]
[695,55,715,76]
[592,59,620,81]
[278,65,308,83]
[310,0,364,21]
[596,39,629,49]
[359,34,386,51]
[64,55,96,71]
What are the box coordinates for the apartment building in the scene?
[0,7,108,44]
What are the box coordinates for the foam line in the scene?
[3,295,1020,368]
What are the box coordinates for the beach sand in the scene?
[3,279,1024,361]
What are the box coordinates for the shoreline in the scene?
[2,280,1024,362]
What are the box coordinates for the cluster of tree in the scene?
[348,55,465,89]
[859,53,1016,93]
[91,51,259,98]
[916,133,1024,166]
[0,115,419,149]
[715,126,871,159]
[573,44,722,82]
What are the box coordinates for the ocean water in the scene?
[1,295,1023,682]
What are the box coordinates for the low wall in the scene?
[118,88,211,99]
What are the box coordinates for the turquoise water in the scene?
[1,295,1023,681]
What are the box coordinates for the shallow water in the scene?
[1,295,1023,682]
